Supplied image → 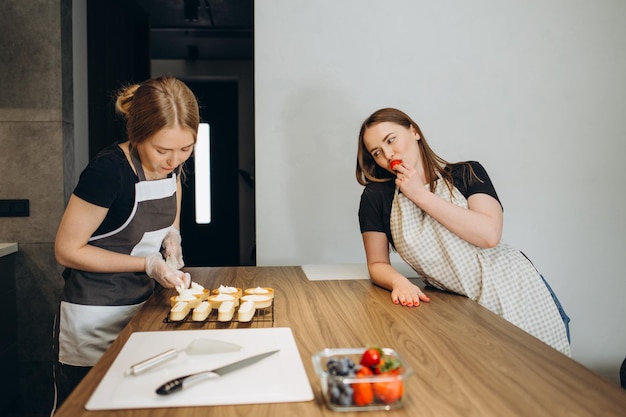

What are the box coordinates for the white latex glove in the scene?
[145,253,189,289]
[179,272,192,293]
[162,227,184,269]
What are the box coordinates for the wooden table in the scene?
[55,266,626,416]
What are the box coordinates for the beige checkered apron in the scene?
[390,179,571,356]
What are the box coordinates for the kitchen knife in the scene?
[155,349,280,395]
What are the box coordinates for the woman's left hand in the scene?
[162,227,184,269]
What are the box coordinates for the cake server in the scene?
[155,349,280,395]
[125,338,241,376]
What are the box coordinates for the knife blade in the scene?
[155,349,280,395]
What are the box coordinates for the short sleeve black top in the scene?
[73,143,139,236]
[358,161,501,248]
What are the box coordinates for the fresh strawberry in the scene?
[352,366,374,406]
[390,159,402,170]
[360,347,382,368]
[373,356,402,374]
[372,373,403,404]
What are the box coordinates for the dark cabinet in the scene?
[0,244,18,411]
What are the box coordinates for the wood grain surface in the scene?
[55,266,626,417]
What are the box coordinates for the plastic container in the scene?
[312,347,412,411]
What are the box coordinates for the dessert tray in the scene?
[163,284,275,328]
[163,302,274,327]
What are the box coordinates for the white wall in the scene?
[255,0,626,380]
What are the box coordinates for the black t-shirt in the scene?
[73,143,139,236]
[358,161,501,248]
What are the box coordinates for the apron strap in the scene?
[130,148,146,181]
[129,147,180,180]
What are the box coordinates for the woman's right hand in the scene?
[362,231,430,307]
[393,163,428,202]
[145,253,189,289]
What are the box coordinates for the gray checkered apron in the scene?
[390,178,571,356]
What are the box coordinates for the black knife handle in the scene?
[156,371,219,395]
[156,377,185,395]
[154,351,278,396]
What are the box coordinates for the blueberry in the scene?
[338,392,352,406]
[328,383,341,403]
[337,364,347,375]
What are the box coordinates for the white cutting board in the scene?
[86,327,314,410]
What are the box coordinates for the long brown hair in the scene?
[356,108,453,191]
[115,76,200,156]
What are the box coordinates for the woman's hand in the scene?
[390,278,431,307]
[162,227,184,269]
[362,231,431,307]
[393,164,503,249]
[145,253,189,289]
[393,163,428,202]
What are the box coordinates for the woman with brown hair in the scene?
[356,107,571,355]
[52,76,199,409]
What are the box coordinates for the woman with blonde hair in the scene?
[357,107,570,355]
[52,76,199,409]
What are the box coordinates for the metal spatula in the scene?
[125,338,241,376]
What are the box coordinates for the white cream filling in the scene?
[217,284,238,293]
[242,295,270,302]
[212,293,235,301]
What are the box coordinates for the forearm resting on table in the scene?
[367,261,409,291]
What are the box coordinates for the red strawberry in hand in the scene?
[390,159,402,171]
